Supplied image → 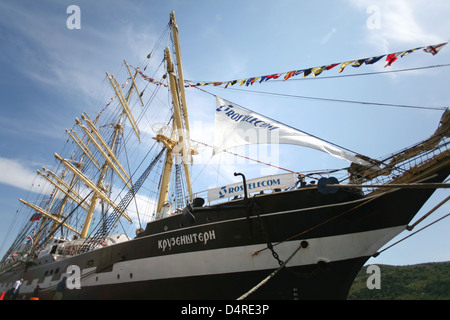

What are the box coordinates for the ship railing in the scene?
[177,135,450,208]
[351,135,450,194]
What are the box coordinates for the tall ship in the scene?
[0,12,449,300]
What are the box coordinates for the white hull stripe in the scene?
[2,225,404,293]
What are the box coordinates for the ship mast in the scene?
[77,69,142,238]
[48,67,140,239]
[15,12,192,247]
[156,11,193,213]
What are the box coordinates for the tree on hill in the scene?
[347,262,450,300]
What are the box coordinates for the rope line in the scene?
[191,64,450,111]
[374,211,450,257]
[237,242,304,300]
[222,87,447,111]
[252,193,384,256]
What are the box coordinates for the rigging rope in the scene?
[280,63,450,82]
[253,192,384,256]
[80,147,165,253]
[373,183,450,257]
[374,211,450,257]
[186,63,450,88]
[142,22,170,72]
[190,64,450,111]
[191,139,302,175]
[237,242,304,300]
[407,195,450,231]
[221,87,448,111]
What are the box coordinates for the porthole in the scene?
[117,274,120,280]
[130,273,133,279]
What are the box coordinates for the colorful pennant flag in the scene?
[423,43,448,55]
[268,73,283,80]
[401,47,422,57]
[225,80,238,88]
[303,67,317,78]
[314,66,327,77]
[352,59,367,68]
[136,68,168,87]
[183,42,448,88]
[385,53,401,67]
[326,63,340,70]
[284,71,296,81]
[365,55,385,65]
[339,61,355,73]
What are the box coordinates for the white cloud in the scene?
[0,157,45,192]
[348,0,447,52]
[0,1,162,106]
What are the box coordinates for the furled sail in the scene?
[213,96,371,166]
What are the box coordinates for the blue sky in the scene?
[0,0,449,266]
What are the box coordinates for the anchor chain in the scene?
[249,199,327,280]
[239,199,331,299]
[249,200,284,266]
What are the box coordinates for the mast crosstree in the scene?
[156,11,194,213]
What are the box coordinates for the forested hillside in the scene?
[348,261,450,300]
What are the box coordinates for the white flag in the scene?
[213,97,370,166]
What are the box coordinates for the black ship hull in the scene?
[1,167,448,300]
